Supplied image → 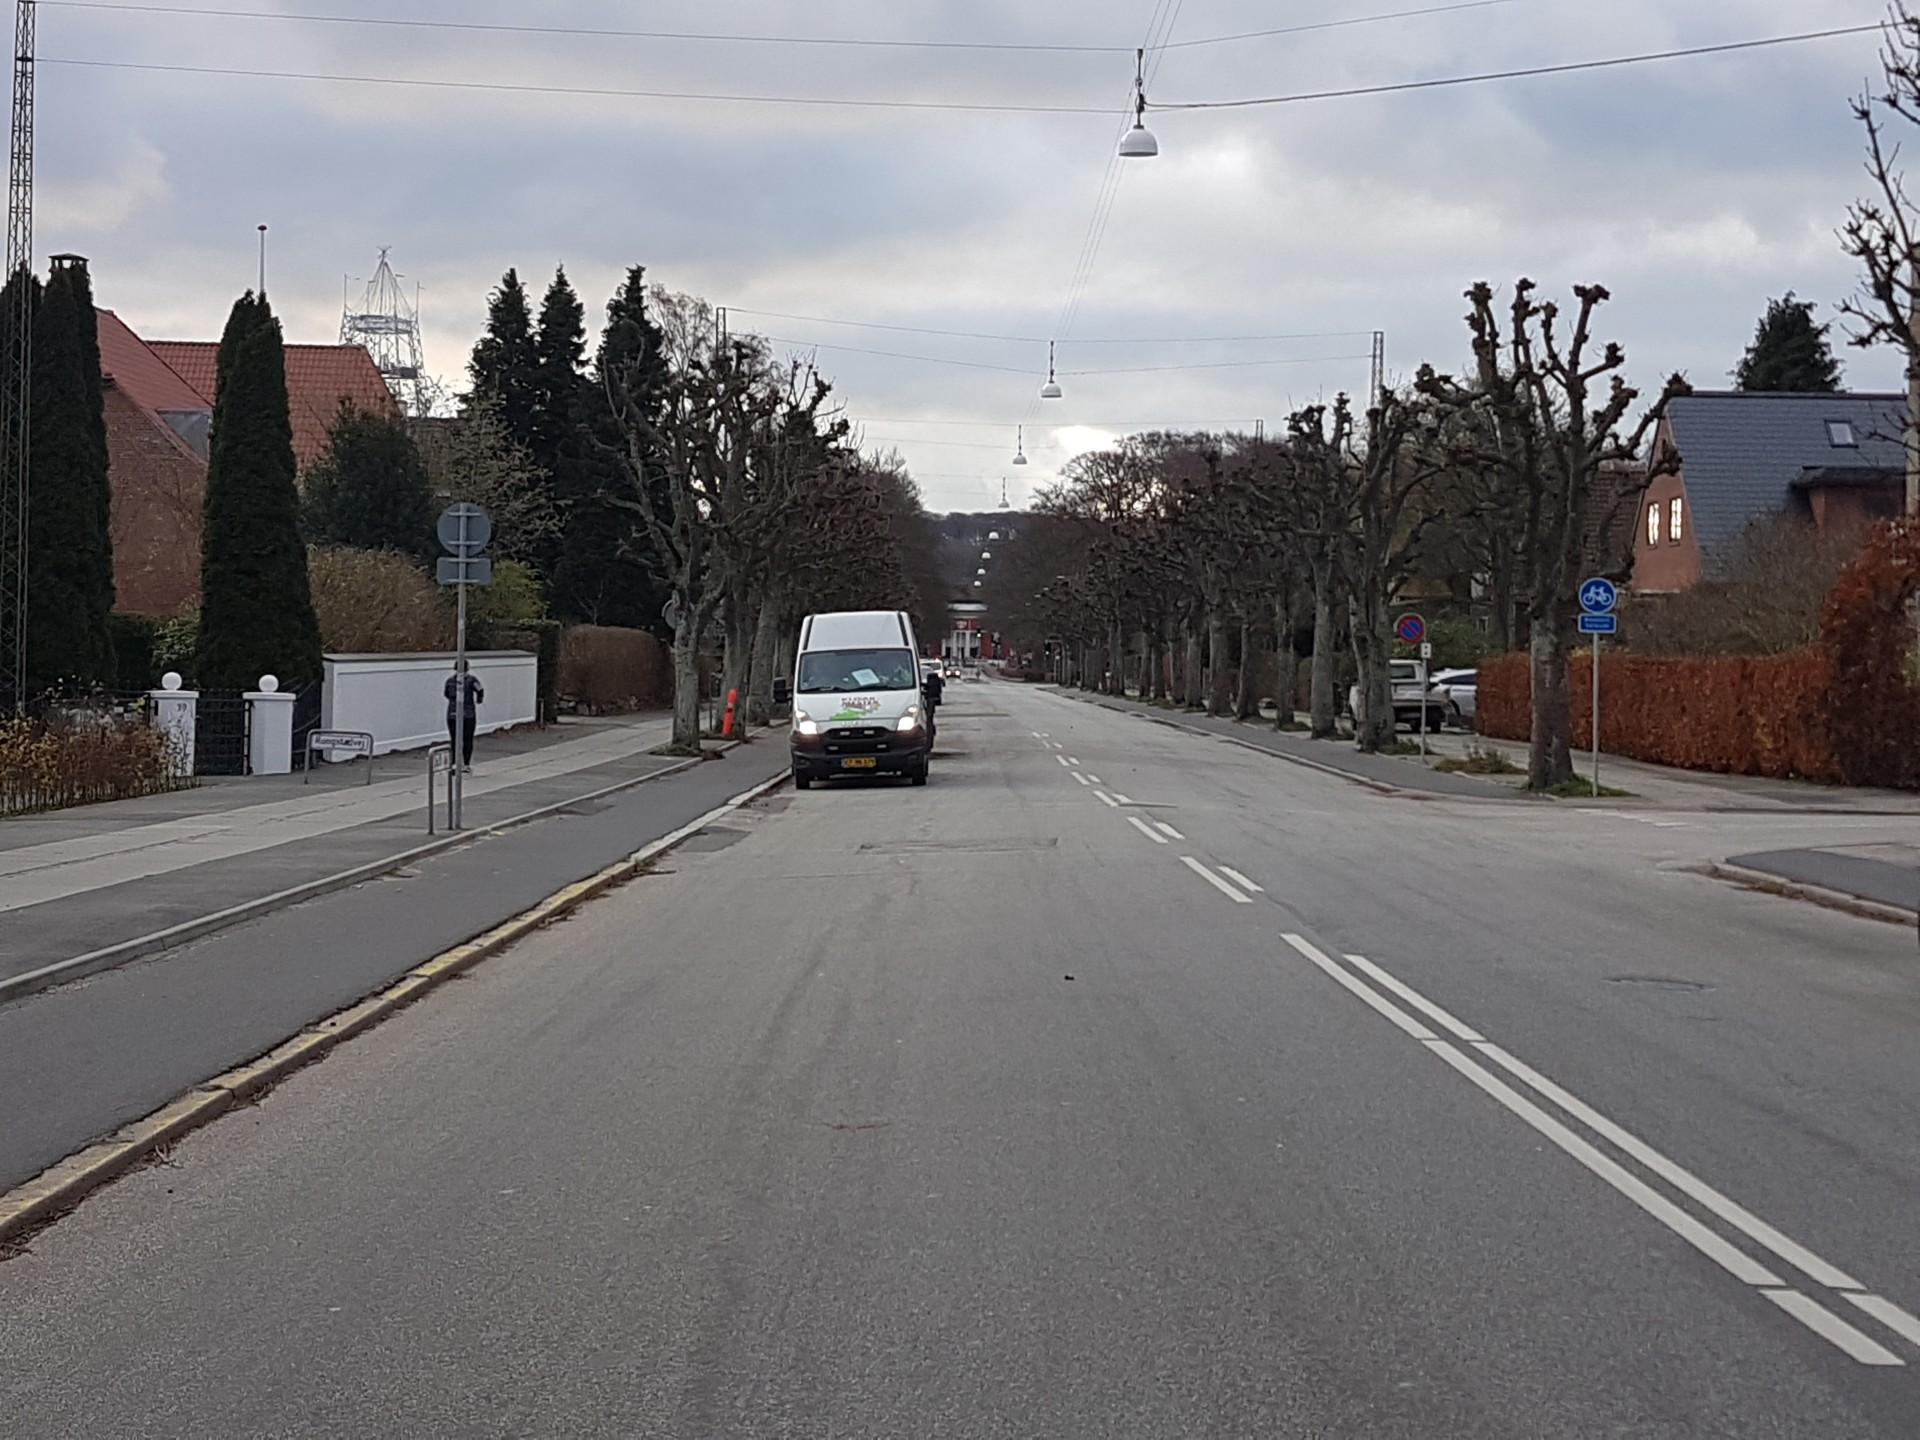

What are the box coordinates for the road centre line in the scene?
[1093,791,1120,808]
[1072,772,1091,786]
[1155,821,1186,840]
[1182,856,1254,904]
[1111,792,1134,805]
[1128,816,1169,845]
[1068,757,1082,766]
[1281,933,1915,1366]
[1057,755,1071,768]
[1219,866,1263,893]
[1086,774,1102,784]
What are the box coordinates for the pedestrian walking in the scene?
[445,665,484,772]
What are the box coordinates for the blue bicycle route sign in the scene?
[1579,577,1618,615]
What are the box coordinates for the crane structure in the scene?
[341,249,429,416]
[0,0,31,709]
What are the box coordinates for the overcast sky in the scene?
[41,0,1903,512]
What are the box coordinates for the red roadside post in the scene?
[721,687,739,738]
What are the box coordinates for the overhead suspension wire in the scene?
[762,335,1360,377]
[725,307,1372,346]
[1155,22,1886,111]
[42,0,1517,54]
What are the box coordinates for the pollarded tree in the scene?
[1419,280,1686,790]
[1734,293,1842,392]
[25,258,115,691]
[198,293,322,690]
[303,404,436,559]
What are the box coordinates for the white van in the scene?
[773,610,932,789]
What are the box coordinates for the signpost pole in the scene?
[1592,635,1601,798]
[453,565,467,831]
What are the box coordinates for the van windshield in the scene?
[798,648,920,694]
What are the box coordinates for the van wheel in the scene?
[910,764,928,787]
[793,769,811,790]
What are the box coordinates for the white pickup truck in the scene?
[1349,660,1450,733]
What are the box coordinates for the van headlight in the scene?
[895,708,922,733]
[795,716,820,736]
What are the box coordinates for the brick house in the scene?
[1633,390,1905,593]
[97,310,398,615]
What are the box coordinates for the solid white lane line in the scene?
[1846,1293,1920,1351]
[1183,857,1254,904]
[1154,821,1186,840]
[1219,866,1263,893]
[1762,1290,1904,1367]
[1472,1041,1866,1294]
[1072,772,1091,786]
[1056,755,1071,768]
[1128,816,1169,845]
[1423,1041,1786,1290]
[1093,791,1120,808]
[1284,934,1435,1041]
[1345,955,1484,1043]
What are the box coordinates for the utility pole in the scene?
[0,0,33,712]
[257,224,267,296]
[1370,330,1386,411]
[1907,276,1919,515]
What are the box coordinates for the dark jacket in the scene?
[445,672,485,718]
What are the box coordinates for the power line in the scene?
[1159,22,1886,111]
[764,333,1367,377]
[41,0,1515,55]
[758,337,1035,374]
[1066,354,1372,376]
[850,415,1262,427]
[727,307,1371,346]
[40,57,1118,114]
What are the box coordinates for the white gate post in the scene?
[149,672,198,777]
[247,674,295,776]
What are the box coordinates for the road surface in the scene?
[3,682,1918,1437]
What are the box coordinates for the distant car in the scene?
[1432,668,1477,728]
[1348,660,1448,733]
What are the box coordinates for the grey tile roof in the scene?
[1668,390,1906,556]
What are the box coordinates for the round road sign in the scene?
[1579,576,1619,614]
[437,502,493,556]
[1394,613,1426,646]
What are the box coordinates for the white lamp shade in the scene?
[988,531,1001,540]
[1013,451,1028,465]
[1118,122,1159,158]
[1039,380,1063,399]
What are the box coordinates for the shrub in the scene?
[108,614,160,691]
[558,625,673,713]
[307,544,451,654]
[0,708,191,816]
[466,559,546,646]
[153,611,199,683]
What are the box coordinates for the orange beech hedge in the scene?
[1475,519,1920,787]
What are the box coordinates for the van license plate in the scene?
[840,757,878,769]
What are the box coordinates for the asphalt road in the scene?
[4,682,1919,1437]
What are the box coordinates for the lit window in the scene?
[1827,420,1857,448]
[1647,502,1661,546]
[1669,497,1684,543]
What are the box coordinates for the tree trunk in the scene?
[1233,618,1257,720]
[1109,621,1126,696]
[1308,556,1340,739]
[1489,552,1517,653]
[1183,621,1205,711]
[1349,583,1394,753]
[1206,606,1232,716]
[1528,614,1574,789]
[745,590,782,726]
[670,609,703,751]
[1272,590,1298,729]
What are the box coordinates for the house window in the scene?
[1827,419,1857,448]
[1669,497,1684,544]
[1647,501,1661,546]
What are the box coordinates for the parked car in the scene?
[1432,668,1477,728]
[1348,660,1449,733]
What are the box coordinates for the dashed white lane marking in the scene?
[1579,808,1687,829]
[1056,755,1071,768]
[1182,856,1254,904]
[1154,821,1185,840]
[1128,816,1169,845]
[1072,772,1091,787]
[1067,757,1081,767]
[1282,935,1916,1367]
[1093,791,1120,809]
[1086,774,1102,785]
[1110,792,1133,805]
[1219,866,1263,894]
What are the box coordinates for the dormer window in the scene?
[1826,420,1857,448]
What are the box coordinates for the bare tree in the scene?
[412,394,566,566]
[1420,280,1686,789]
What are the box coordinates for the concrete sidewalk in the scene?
[0,714,694,987]
[1728,845,1920,914]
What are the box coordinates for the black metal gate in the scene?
[193,689,251,776]
[290,680,322,771]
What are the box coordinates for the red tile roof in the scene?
[96,309,208,418]
[147,339,398,471]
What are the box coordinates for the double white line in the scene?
[1282,933,1920,1368]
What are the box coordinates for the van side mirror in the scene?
[772,678,792,705]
